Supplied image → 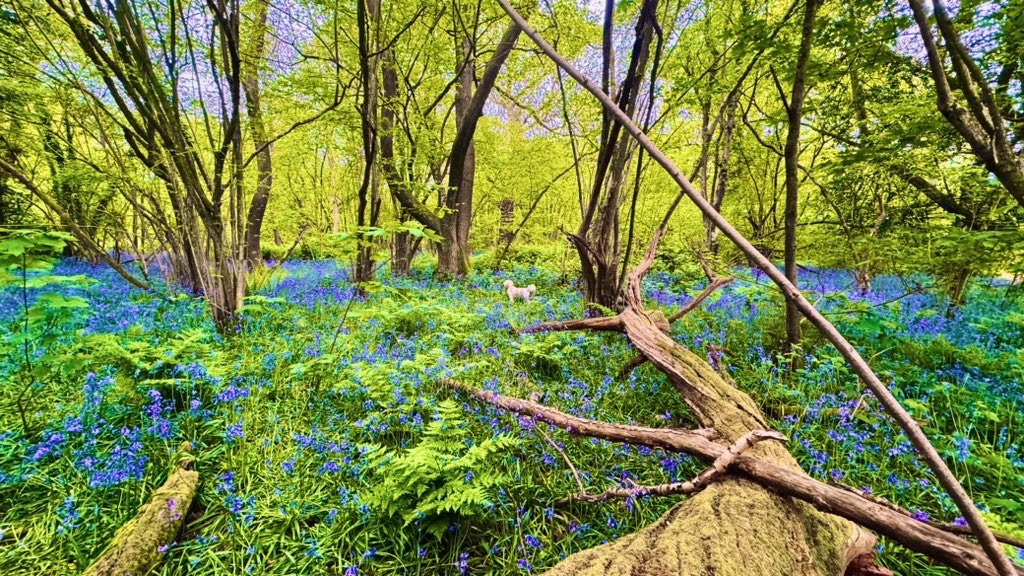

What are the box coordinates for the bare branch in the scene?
[572,430,786,503]
[494,4,1015,572]
[520,316,624,334]
[446,377,1019,576]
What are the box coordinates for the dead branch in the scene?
[571,430,786,503]
[535,423,588,497]
[441,378,721,450]
[266,225,309,273]
[520,315,623,334]
[445,378,1018,576]
[832,482,1024,549]
[667,276,734,323]
[618,248,734,380]
[624,229,666,309]
[495,2,1013,572]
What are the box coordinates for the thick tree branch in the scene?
[571,429,786,503]
[445,378,1019,576]
[520,315,624,334]
[494,3,1016,573]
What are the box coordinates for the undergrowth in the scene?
[0,255,1021,575]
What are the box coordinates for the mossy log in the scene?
[82,446,198,576]
[546,321,872,575]
[531,308,875,576]
[506,249,882,574]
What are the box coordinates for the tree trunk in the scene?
[704,94,738,254]
[436,22,522,278]
[436,228,471,278]
[498,198,515,246]
[511,265,876,575]
[332,193,340,233]
[540,307,868,576]
[354,0,382,285]
[382,19,518,279]
[543,475,865,576]
[783,0,819,351]
[908,0,1024,209]
[379,50,414,276]
[573,0,659,310]
[391,215,416,275]
[241,0,273,268]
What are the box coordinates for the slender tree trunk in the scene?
[497,198,514,246]
[437,21,522,277]
[332,193,340,233]
[573,0,659,310]
[379,50,415,276]
[241,0,272,267]
[783,0,819,351]
[391,205,416,276]
[705,94,737,254]
[354,0,382,284]
[454,37,475,251]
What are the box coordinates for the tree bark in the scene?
[782,0,819,351]
[82,446,198,576]
[354,0,382,284]
[241,0,273,268]
[498,198,514,245]
[379,51,415,276]
[573,0,659,310]
[705,94,737,254]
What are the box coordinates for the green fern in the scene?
[365,399,518,537]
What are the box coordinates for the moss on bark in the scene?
[82,447,198,576]
[538,308,873,575]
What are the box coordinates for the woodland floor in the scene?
[0,258,1022,575]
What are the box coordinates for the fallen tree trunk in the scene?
[445,379,1020,575]
[447,234,1019,574]
[491,3,1017,574]
[82,444,198,576]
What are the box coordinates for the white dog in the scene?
[503,279,536,302]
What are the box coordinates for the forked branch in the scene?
[571,429,786,503]
[494,2,1014,573]
[445,378,1019,576]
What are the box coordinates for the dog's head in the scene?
[502,279,514,289]
[527,284,536,293]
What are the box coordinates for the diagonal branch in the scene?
[572,429,786,503]
[0,155,150,290]
[446,378,1019,576]
[667,276,734,323]
[494,3,1015,573]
